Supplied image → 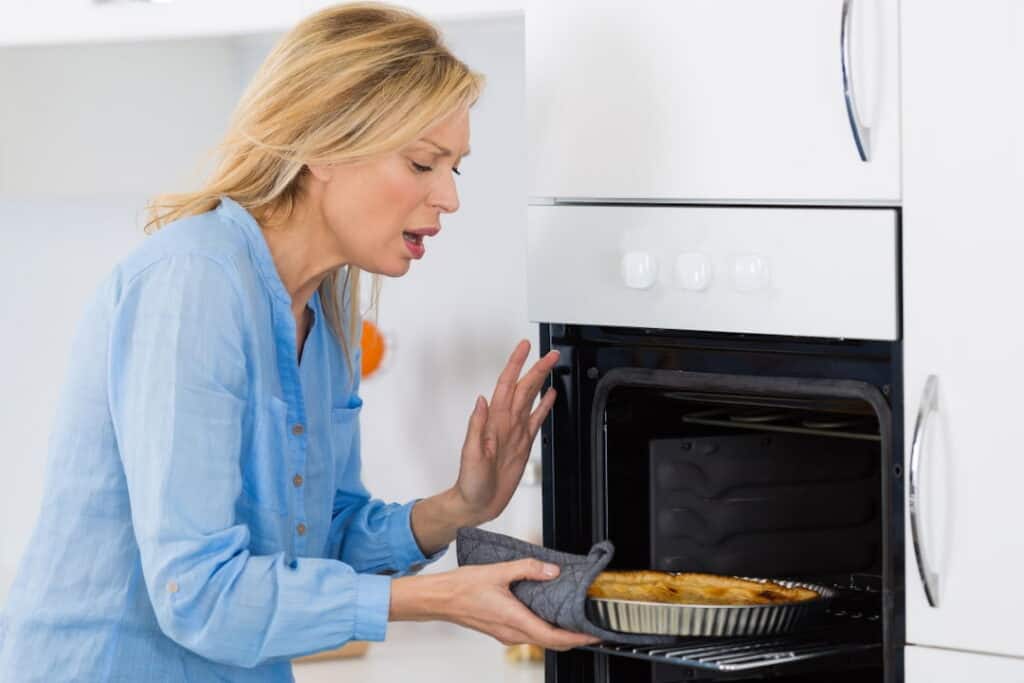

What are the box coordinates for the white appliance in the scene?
[527,1,1024,682]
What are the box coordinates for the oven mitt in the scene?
[456,527,677,645]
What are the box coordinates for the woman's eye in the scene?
[452,167,462,176]
[411,162,432,173]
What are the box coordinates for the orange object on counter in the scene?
[360,319,387,379]
[505,643,545,663]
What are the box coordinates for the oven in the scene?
[529,203,903,682]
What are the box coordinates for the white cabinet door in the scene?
[907,646,1024,683]
[0,0,521,46]
[527,0,900,203]
[902,0,1024,659]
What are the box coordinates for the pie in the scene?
[587,570,820,606]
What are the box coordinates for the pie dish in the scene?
[587,570,821,606]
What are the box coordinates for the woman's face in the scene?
[309,107,471,277]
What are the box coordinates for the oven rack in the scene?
[585,579,884,675]
[584,625,881,674]
[681,407,881,442]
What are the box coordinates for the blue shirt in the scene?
[0,197,443,682]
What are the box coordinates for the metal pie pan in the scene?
[586,579,836,637]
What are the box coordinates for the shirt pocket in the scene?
[241,394,291,516]
[330,396,363,458]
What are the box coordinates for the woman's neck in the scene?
[259,190,347,320]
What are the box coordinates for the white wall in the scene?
[0,16,532,601]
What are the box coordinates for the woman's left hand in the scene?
[452,340,558,526]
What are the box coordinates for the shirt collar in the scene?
[216,196,292,306]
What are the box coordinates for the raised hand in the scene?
[452,339,558,526]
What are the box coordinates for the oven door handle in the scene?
[909,374,941,607]
[841,0,872,162]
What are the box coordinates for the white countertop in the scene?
[293,622,545,683]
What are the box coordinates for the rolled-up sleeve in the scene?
[329,493,447,576]
[108,254,390,667]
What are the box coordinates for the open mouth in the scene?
[402,231,424,246]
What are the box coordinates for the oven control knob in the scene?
[675,253,712,291]
[622,251,658,289]
[732,254,771,291]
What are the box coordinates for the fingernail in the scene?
[543,563,559,577]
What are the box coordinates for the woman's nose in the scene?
[429,172,460,214]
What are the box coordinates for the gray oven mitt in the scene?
[456,527,677,645]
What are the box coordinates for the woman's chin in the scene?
[360,260,411,278]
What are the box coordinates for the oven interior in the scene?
[540,326,904,683]
[595,385,886,682]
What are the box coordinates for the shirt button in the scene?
[292,424,305,436]
[166,581,179,594]
[296,523,307,536]
[293,474,304,488]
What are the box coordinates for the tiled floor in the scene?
[293,622,545,683]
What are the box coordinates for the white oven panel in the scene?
[528,205,898,341]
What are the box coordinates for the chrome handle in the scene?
[909,374,940,607]
[840,0,872,162]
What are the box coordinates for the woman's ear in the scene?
[306,162,334,183]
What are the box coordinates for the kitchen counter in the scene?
[293,621,544,683]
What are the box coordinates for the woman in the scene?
[0,4,599,681]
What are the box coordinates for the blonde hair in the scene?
[146,2,484,366]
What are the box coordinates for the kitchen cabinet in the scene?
[906,645,1024,683]
[0,0,520,46]
[527,0,900,203]
[902,0,1024,660]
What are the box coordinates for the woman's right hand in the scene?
[389,559,602,651]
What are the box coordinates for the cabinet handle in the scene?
[909,374,940,607]
[840,0,872,162]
